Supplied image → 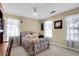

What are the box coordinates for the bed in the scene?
[21,31,50,56]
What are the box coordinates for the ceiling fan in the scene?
[33,7,37,16]
[27,4,56,15]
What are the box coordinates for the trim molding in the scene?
[52,42,79,53]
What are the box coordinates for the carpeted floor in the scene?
[10,46,28,56]
[10,44,79,56]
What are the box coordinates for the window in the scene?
[7,18,20,37]
[66,14,79,49]
[44,20,52,38]
[66,14,79,41]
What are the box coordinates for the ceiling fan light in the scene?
[34,12,37,16]
[33,7,38,16]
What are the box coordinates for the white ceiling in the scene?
[3,3,79,20]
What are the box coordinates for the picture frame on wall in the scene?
[54,20,62,29]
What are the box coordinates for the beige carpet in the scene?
[10,44,79,56]
[37,44,79,56]
[10,46,28,56]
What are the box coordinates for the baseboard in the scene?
[52,42,79,53]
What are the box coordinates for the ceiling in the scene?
[3,3,79,20]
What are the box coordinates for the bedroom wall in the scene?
[40,7,79,46]
[3,13,41,33]
[20,17,41,33]
[3,7,79,47]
